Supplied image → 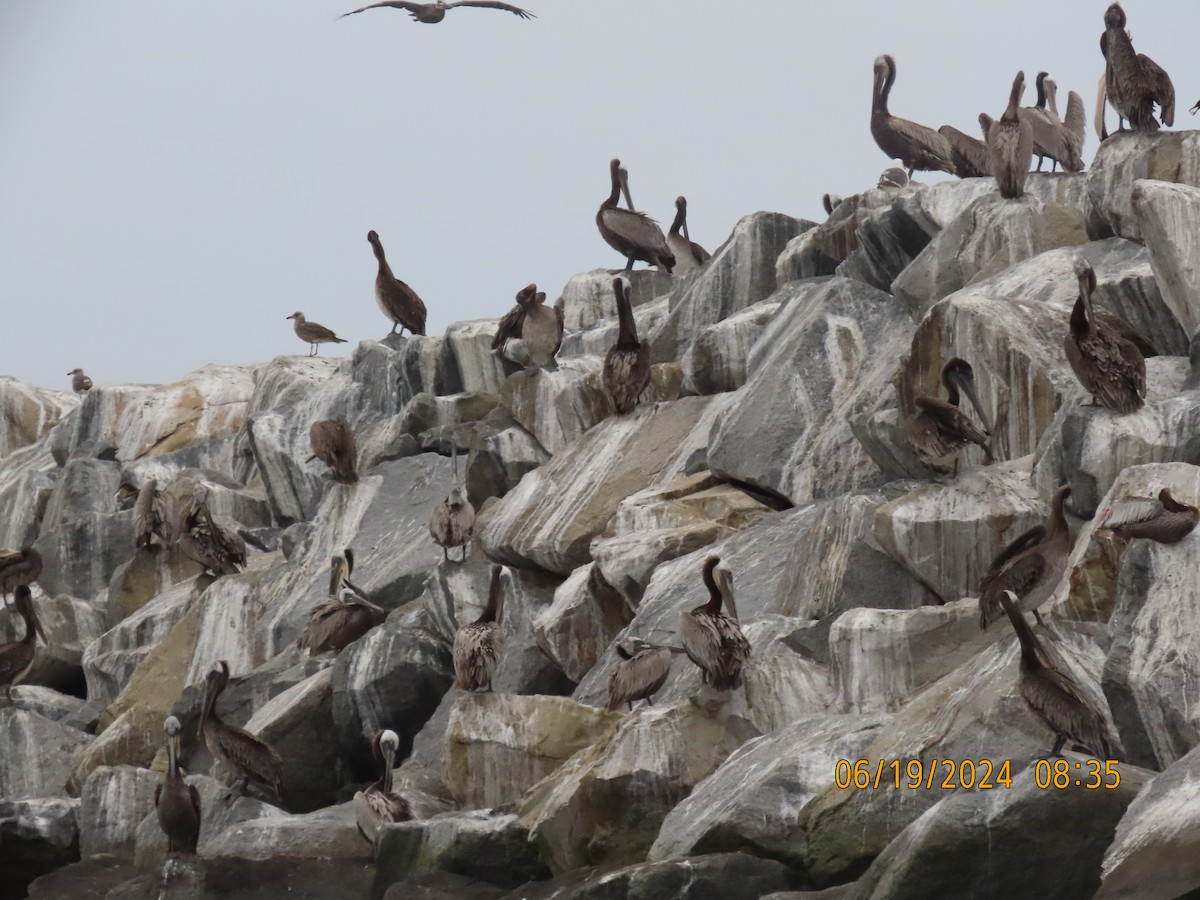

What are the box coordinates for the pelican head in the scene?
[199,660,230,735]
[1074,257,1098,300]
[942,358,991,429]
[516,283,538,307]
[379,729,399,762]
[164,715,182,738]
[447,487,467,509]
[822,193,843,216]
[1104,3,1125,30]
[873,54,895,98]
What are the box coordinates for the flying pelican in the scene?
[680,556,751,691]
[0,547,42,607]
[595,159,675,274]
[429,441,475,562]
[492,282,562,368]
[989,71,1034,200]
[367,230,427,337]
[605,642,682,712]
[199,661,285,805]
[999,590,1116,759]
[353,729,411,845]
[979,484,1073,630]
[938,125,991,178]
[179,484,247,577]
[602,277,651,416]
[309,416,359,485]
[905,358,993,474]
[133,479,174,550]
[1064,257,1146,414]
[666,197,711,275]
[339,1,534,23]
[68,368,92,396]
[0,586,45,701]
[286,312,347,357]
[297,552,385,655]
[870,55,956,177]
[1102,3,1175,132]
[156,715,201,856]
[1097,488,1199,544]
[453,566,503,691]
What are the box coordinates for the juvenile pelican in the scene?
[492,283,561,368]
[453,566,503,691]
[1097,488,1199,544]
[199,661,285,805]
[666,197,711,275]
[680,556,751,691]
[1103,3,1175,132]
[287,312,347,357]
[68,368,92,396]
[133,479,173,550]
[905,358,993,474]
[179,484,247,577]
[1064,257,1146,414]
[595,159,675,274]
[602,278,651,416]
[367,230,427,337]
[605,643,681,712]
[297,552,385,655]
[989,71,1034,199]
[0,586,45,701]
[938,126,991,178]
[353,729,411,845]
[339,1,534,23]
[870,55,956,177]
[429,442,475,562]
[309,416,359,484]
[156,716,201,856]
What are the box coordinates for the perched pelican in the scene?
[822,193,844,216]
[429,442,475,562]
[286,312,347,357]
[309,416,359,485]
[1043,78,1087,172]
[1021,72,1083,173]
[199,661,285,805]
[0,547,42,606]
[492,283,562,368]
[595,159,675,274]
[938,125,991,178]
[1097,488,1199,544]
[1064,257,1146,414]
[605,643,681,712]
[453,566,503,691]
[1103,3,1175,132]
[680,556,751,691]
[989,71,1034,200]
[978,484,1073,630]
[666,197,711,275]
[367,230,427,337]
[297,553,385,655]
[1000,590,1116,759]
[870,55,956,177]
[877,160,909,188]
[339,0,534,23]
[179,484,247,577]
[353,729,411,845]
[905,358,993,474]
[68,368,92,396]
[602,278,651,416]
[156,716,201,856]
[133,478,173,550]
[0,586,45,700]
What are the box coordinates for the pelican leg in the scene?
[390,323,398,335]
[1050,734,1066,758]
[1036,155,1044,172]
[906,166,914,179]
[1051,160,1059,173]
[624,257,635,273]
[1033,609,1046,627]
[627,701,633,712]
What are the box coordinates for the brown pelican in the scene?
[938,125,991,178]
[595,159,675,274]
[0,586,45,700]
[133,478,173,549]
[602,277,651,416]
[155,715,201,856]
[286,312,347,357]
[308,416,359,485]
[978,484,1073,630]
[452,565,503,691]
[1000,590,1116,759]
[353,729,411,845]
[429,442,475,562]
[1043,78,1087,172]
[0,547,42,606]
[492,283,562,368]
[989,71,1034,200]
[905,357,993,474]
[680,556,751,691]
[1064,257,1146,414]
[199,661,285,805]
[822,193,843,216]
[1097,488,1199,544]
[339,1,534,23]
[1103,3,1175,132]
[297,553,385,655]
[667,197,711,275]
[1022,72,1084,173]
[179,484,247,577]
[605,642,682,712]
[367,230,427,337]
[68,368,92,396]
[870,55,956,177]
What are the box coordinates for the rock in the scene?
[560,269,674,334]
[33,505,135,600]
[1133,179,1200,348]
[0,443,59,549]
[463,422,549,509]
[680,302,782,396]
[372,810,549,894]
[0,377,75,462]
[706,277,914,505]
[0,798,80,898]
[491,567,572,696]
[446,693,619,810]
[40,457,120,531]
[358,337,459,415]
[104,545,203,629]
[0,590,104,693]
[6,686,87,724]
[558,297,670,360]
[498,357,603,455]
[66,706,163,797]
[1085,130,1200,241]
[443,320,510,395]
[78,765,158,861]
[649,714,890,865]
[0,706,90,800]
[108,857,374,900]
[533,564,632,684]
[204,801,370,861]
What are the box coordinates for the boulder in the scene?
[558,297,670,360]
[203,801,370,861]
[533,564,633,684]
[0,443,59,549]
[0,377,74,461]
[106,857,374,900]
[33,506,135,600]
[0,590,104,693]
[463,421,549,509]
[1085,130,1200,241]
[104,545,203,629]
[66,706,163,797]
[443,320,510,395]
[0,798,80,899]
[559,269,674,335]
[78,765,159,861]
[0,706,90,800]
[5,686,87,724]
[680,302,782,396]
[1133,179,1200,341]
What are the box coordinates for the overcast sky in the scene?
[1,1,1195,390]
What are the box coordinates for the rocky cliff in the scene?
[5,131,1200,900]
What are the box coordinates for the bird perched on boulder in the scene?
[287,312,347,357]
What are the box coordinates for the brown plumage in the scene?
[596,159,675,274]
[156,715,202,855]
[1021,72,1084,174]
[339,0,534,23]
[133,478,173,549]
[367,230,427,337]
[1098,488,1199,544]
[430,443,475,562]
[1064,257,1146,414]
[603,278,651,416]
[179,484,247,577]
[493,283,562,368]
[1000,590,1116,759]
[870,55,956,177]
[68,368,92,396]
[0,546,42,606]
[680,556,751,691]
[938,125,991,178]
[979,485,1073,630]
[605,644,678,712]
[453,566,503,691]
[287,312,347,357]
[906,357,993,473]
[353,729,411,845]
[0,586,45,700]
[1103,3,1175,133]
[199,661,285,805]
[666,196,711,276]
[1043,78,1087,172]
[989,71,1035,200]
[309,416,359,484]
[297,553,385,655]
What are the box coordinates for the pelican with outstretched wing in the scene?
[339,1,534,23]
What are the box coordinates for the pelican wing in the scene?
[1138,54,1175,127]
[938,125,990,178]
[888,116,956,174]
[600,207,671,258]
[1064,90,1086,157]
[211,723,283,798]
[1100,496,1163,530]
[981,525,1045,588]
[1022,668,1113,758]
[446,0,535,17]
[492,304,527,351]
[339,0,424,17]
[606,648,672,711]
[979,551,1046,627]
[1079,330,1147,410]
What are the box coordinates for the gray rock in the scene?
[107,857,374,900]
[203,801,370,861]
[1085,130,1200,241]
[79,765,158,861]
[5,686,87,724]
[533,563,632,684]
[0,798,80,899]
[559,269,674,335]
[1133,178,1200,343]
[0,377,75,462]
[464,422,549,509]
[33,508,135,600]
[443,320,510,395]
[0,591,104,693]
[558,297,670,360]
[40,457,120,531]
[680,301,781,396]
[0,706,90,800]
[0,442,59,549]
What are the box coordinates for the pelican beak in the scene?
[954,370,992,434]
[32,611,47,645]
[716,567,740,621]
[619,168,635,211]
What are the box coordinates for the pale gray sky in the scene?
[1,1,1195,390]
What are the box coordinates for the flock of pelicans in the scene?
[1,0,1199,868]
